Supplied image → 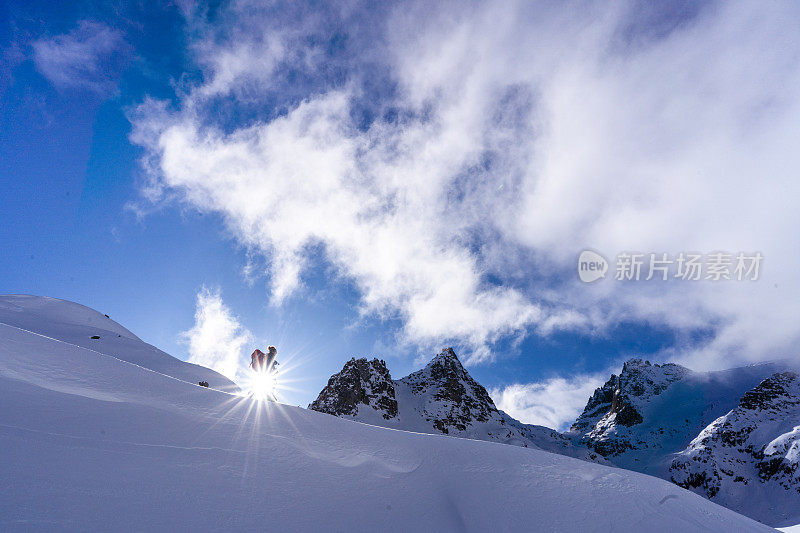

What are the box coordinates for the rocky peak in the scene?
[309,348,606,463]
[738,371,798,411]
[572,359,691,435]
[311,347,500,433]
[702,372,800,450]
[429,347,462,367]
[408,348,470,388]
[406,348,485,395]
[669,371,800,523]
[618,359,689,397]
[399,348,499,433]
[309,357,398,420]
[613,359,690,425]
[570,374,619,433]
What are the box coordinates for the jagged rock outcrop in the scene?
[310,348,603,463]
[669,371,800,525]
[309,358,398,420]
[570,374,619,434]
[571,359,691,457]
[398,347,498,434]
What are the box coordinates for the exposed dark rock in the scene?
[400,348,497,432]
[309,358,398,420]
[739,371,798,411]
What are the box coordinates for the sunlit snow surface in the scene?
[0,296,774,531]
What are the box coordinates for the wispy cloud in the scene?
[1,42,25,93]
[491,372,607,431]
[182,287,253,382]
[32,20,129,94]
[132,1,800,367]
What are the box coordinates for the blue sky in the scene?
[2,1,799,429]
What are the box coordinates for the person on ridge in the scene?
[250,349,264,372]
[249,347,279,373]
[265,346,278,373]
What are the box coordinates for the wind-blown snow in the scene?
[0,296,774,531]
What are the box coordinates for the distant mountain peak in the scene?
[431,347,460,364]
[568,356,800,526]
[400,348,498,432]
[418,347,469,380]
[571,358,691,438]
[669,371,800,524]
[309,357,398,420]
[619,358,690,382]
[309,348,603,463]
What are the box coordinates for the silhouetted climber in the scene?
[250,347,279,373]
[265,345,278,372]
[250,349,264,372]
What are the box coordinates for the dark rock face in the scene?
[739,371,799,411]
[399,348,498,433]
[610,359,687,426]
[309,358,398,420]
[310,348,500,433]
[611,398,644,427]
[571,374,618,434]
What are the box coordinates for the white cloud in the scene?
[491,373,607,431]
[182,287,253,382]
[132,83,544,363]
[32,20,128,94]
[133,1,800,368]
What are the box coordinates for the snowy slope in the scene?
[670,372,800,527]
[0,298,773,531]
[310,349,604,463]
[0,295,238,392]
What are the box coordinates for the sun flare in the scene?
[245,370,279,401]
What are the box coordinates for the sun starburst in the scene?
[242,366,281,401]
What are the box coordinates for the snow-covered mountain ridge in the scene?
[670,371,800,525]
[571,357,800,527]
[0,295,778,531]
[310,348,602,462]
[310,347,800,527]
